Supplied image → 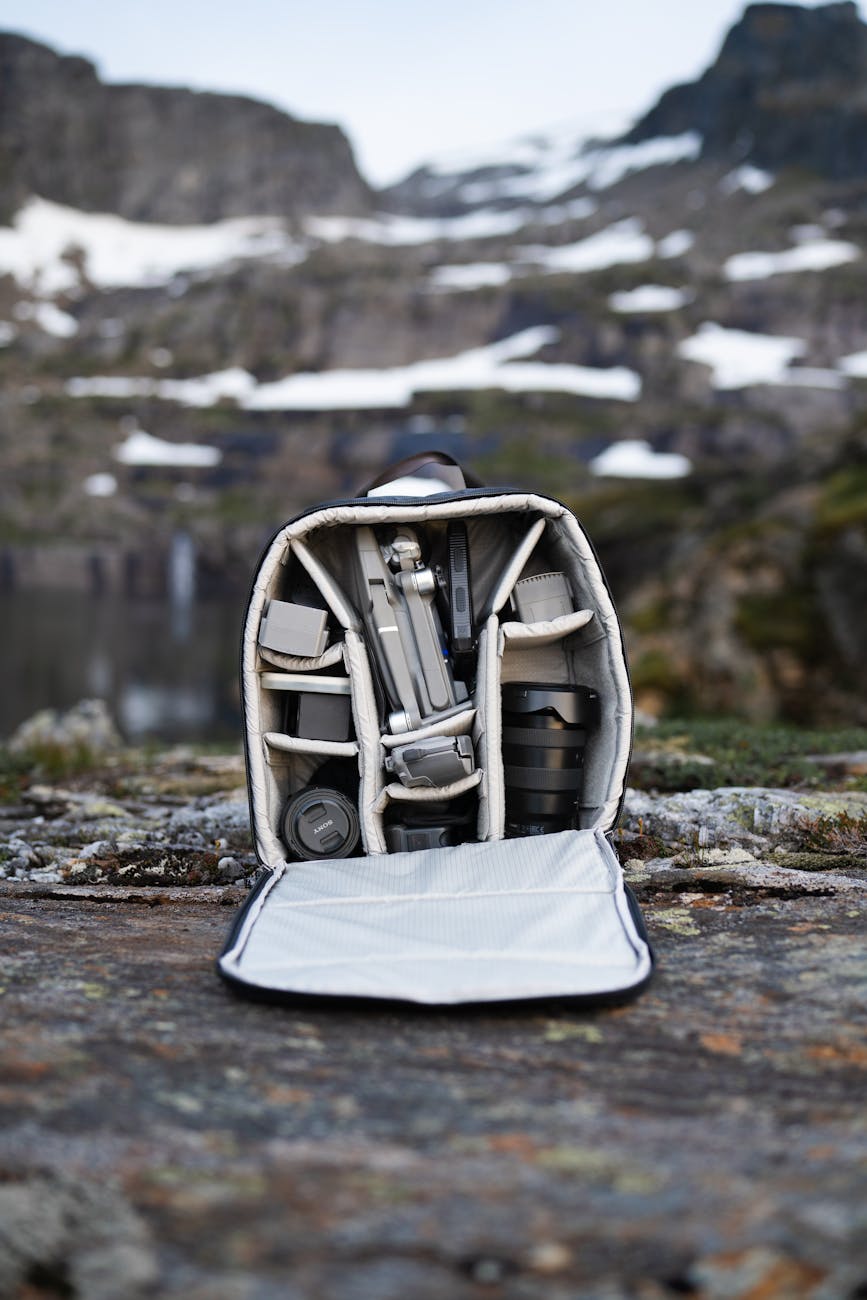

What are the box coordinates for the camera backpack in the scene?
[219,452,653,1005]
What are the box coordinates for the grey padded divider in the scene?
[500,608,594,646]
[343,630,387,855]
[264,733,359,758]
[377,767,482,811]
[218,829,651,1004]
[290,538,360,631]
[487,517,547,615]
[259,642,346,672]
[475,614,503,841]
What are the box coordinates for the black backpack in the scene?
[219,452,652,1005]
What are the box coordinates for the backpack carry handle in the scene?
[358,449,484,497]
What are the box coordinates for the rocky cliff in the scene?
[0,32,371,222]
[626,1,867,178]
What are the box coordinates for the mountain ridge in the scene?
[627,1,867,178]
[0,31,372,224]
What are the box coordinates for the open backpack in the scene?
[218,452,653,1006]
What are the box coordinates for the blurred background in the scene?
[1,0,866,744]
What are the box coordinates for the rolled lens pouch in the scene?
[501,683,599,832]
[281,786,361,860]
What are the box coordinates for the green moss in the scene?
[735,588,820,658]
[815,465,867,534]
[631,718,867,791]
[631,649,681,695]
[627,599,669,634]
[567,478,700,538]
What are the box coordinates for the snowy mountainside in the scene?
[2,3,867,722]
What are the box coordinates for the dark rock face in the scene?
[627,1,867,179]
[0,32,372,222]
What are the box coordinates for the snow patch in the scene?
[67,367,256,408]
[519,218,654,274]
[428,263,513,291]
[83,472,118,497]
[657,230,695,259]
[837,350,867,378]
[114,429,222,468]
[725,239,859,282]
[678,323,808,388]
[609,284,691,313]
[590,439,691,479]
[68,327,641,411]
[306,209,529,246]
[13,299,78,337]
[245,325,640,408]
[720,166,774,195]
[584,133,702,190]
[0,197,305,296]
[441,130,700,205]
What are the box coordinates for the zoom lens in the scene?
[501,683,599,836]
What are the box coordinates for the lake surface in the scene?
[1,589,245,744]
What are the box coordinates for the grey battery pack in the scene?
[258,599,329,658]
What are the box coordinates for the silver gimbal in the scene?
[355,525,473,788]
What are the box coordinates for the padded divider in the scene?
[259,642,345,672]
[500,608,594,647]
[474,613,504,840]
[342,629,387,855]
[377,767,482,811]
[265,733,359,758]
[290,537,361,632]
[486,517,547,616]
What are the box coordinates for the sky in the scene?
[1,0,863,186]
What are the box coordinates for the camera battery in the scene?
[258,599,329,658]
[296,691,353,742]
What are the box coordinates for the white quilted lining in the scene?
[219,828,651,1003]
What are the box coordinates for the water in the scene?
[1,588,245,744]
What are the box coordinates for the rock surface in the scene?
[8,697,123,762]
[1,751,865,1295]
[0,32,371,222]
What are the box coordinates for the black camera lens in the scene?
[501,683,599,836]
[281,786,361,860]
[279,758,361,860]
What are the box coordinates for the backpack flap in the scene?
[222,489,650,1005]
[220,830,650,1004]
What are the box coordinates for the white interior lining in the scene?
[219,829,651,1004]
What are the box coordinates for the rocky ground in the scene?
[1,717,866,1298]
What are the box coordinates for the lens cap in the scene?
[281,786,361,860]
